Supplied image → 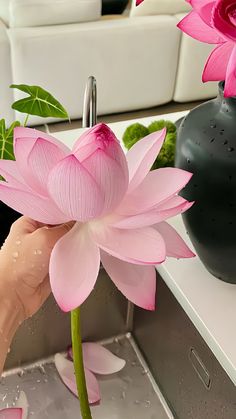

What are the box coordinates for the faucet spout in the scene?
[82,76,97,128]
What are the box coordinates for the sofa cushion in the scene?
[0,1,10,26]
[130,0,190,16]
[3,0,102,27]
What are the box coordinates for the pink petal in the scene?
[14,128,70,193]
[48,155,104,221]
[136,0,144,5]
[26,138,67,195]
[0,182,69,224]
[82,342,126,374]
[202,42,234,82]
[82,149,128,214]
[54,354,100,404]
[224,45,236,97]
[178,10,224,43]
[50,223,100,311]
[154,221,195,258]
[14,126,70,154]
[117,168,193,216]
[212,1,236,42]
[0,159,27,187]
[101,251,156,310]
[126,129,166,193]
[112,199,194,229]
[0,409,22,419]
[90,224,166,265]
[190,0,215,26]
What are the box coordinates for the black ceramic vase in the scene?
[0,202,20,246]
[175,82,236,284]
[102,0,129,15]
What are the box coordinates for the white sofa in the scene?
[0,0,218,126]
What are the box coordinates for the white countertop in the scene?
[53,110,236,386]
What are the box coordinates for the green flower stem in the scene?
[23,114,29,127]
[71,307,92,419]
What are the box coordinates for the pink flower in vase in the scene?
[0,123,194,313]
[178,0,236,97]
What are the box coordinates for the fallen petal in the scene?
[90,224,166,265]
[48,155,104,221]
[154,221,195,258]
[101,251,156,310]
[0,408,22,418]
[50,223,100,311]
[82,342,126,375]
[0,182,69,224]
[126,129,166,192]
[54,354,100,404]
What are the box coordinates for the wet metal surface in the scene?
[1,334,172,419]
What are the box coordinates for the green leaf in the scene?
[11,84,69,119]
[0,119,21,160]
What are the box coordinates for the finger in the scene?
[10,216,44,235]
[36,221,76,249]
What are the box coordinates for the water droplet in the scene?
[16,240,21,245]
[12,251,19,258]
[210,138,215,143]
[141,369,148,375]
[187,158,191,164]
[121,391,126,400]
[17,370,24,378]
[224,140,228,145]
[228,147,234,152]
[134,400,141,405]
[13,258,17,263]
[131,361,137,367]
[7,347,11,354]
[36,379,41,383]
[210,123,216,128]
[145,400,151,407]
[34,249,42,255]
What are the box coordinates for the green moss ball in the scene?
[152,132,176,170]
[122,123,149,150]
[148,119,176,135]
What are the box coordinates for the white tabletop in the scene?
[53,110,236,386]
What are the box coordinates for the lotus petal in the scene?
[27,138,67,195]
[112,200,194,229]
[48,155,104,221]
[54,354,100,404]
[102,252,156,310]
[0,409,22,419]
[224,45,236,97]
[117,168,193,216]
[82,342,126,375]
[14,126,70,154]
[126,129,166,192]
[83,149,128,214]
[50,223,100,311]
[190,0,215,26]
[202,42,234,82]
[90,224,166,265]
[0,159,27,187]
[0,182,69,224]
[178,10,224,43]
[154,221,195,258]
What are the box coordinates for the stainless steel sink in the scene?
[2,270,236,418]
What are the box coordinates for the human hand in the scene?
[0,216,73,321]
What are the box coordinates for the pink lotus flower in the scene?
[0,123,194,312]
[55,343,126,404]
[0,392,28,419]
[178,0,236,97]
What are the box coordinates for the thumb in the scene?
[35,221,76,250]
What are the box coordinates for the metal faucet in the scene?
[82,76,97,128]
